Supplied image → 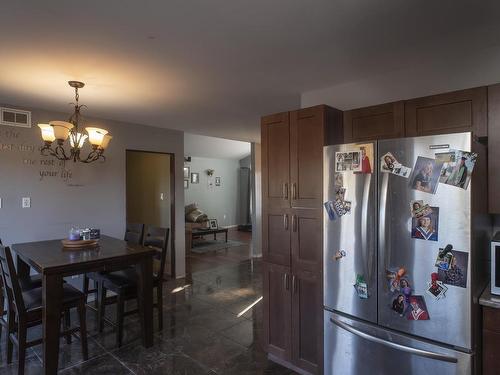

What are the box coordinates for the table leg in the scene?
[136,256,153,347]
[16,256,30,280]
[42,273,63,374]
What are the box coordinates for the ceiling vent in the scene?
[0,107,32,128]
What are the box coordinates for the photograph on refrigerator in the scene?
[411,207,439,241]
[335,151,362,172]
[380,152,411,177]
[438,150,477,190]
[407,296,430,320]
[409,156,443,194]
[409,200,432,218]
[438,250,469,288]
[354,143,373,174]
[426,272,448,300]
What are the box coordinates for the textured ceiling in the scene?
[1,1,500,142]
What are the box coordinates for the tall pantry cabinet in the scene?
[262,105,343,375]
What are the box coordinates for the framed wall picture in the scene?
[215,176,221,186]
[209,219,218,229]
[184,179,189,189]
[191,172,199,184]
[183,166,190,179]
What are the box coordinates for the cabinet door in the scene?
[291,208,322,273]
[488,84,500,213]
[263,263,292,362]
[262,112,291,210]
[291,269,323,375]
[290,106,325,209]
[262,207,291,266]
[343,102,404,142]
[405,87,487,137]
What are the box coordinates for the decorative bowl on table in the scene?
[61,238,99,249]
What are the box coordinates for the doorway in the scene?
[126,150,176,278]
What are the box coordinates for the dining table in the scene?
[12,235,155,375]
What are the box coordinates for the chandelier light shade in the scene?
[37,81,112,163]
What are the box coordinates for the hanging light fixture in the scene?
[37,81,112,163]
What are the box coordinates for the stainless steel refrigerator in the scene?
[323,132,490,375]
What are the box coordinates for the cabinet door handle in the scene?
[292,275,297,294]
[292,183,297,200]
[282,183,289,200]
[284,273,289,290]
[283,214,289,230]
[292,215,298,232]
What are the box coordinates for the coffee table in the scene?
[192,227,228,243]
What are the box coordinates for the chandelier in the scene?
[37,81,112,163]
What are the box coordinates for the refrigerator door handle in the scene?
[284,273,289,290]
[379,172,389,269]
[361,174,371,279]
[282,183,288,200]
[283,214,289,231]
[330,316,458,364]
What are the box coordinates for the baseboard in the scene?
[267,353,312,375]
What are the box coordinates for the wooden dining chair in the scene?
[0,246,88,375]
[97,226,170,347]
[0,238,42,342]
[83,223,145,304]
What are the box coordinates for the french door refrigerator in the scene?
[323,132,490,375]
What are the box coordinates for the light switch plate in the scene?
[22,197,31,208]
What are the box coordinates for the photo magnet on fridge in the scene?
[380,152,411,178]
[434,248,454,271]
[410,200,432,218]
[335,151,362,172]
[426,273,448,300]
[407,296,430,320]
[324,201,337,221]
[354,274,368,299]
[411,207,439,241]
[438,250,469,288]
[392,294,406,316]
[409,156,443,194]
[437,150,477,190]
[334,173,344,187]
[353,143,374,174]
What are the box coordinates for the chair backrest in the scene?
[124,223,145,245]
[142,226,170,280]
[0,246,25,314]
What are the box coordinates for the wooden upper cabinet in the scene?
[262,112,290,209]
[488,84,500,213]
[405,87,487,137]
[263,263,292,363]
[343,102,404,142]
[290,106,326,209]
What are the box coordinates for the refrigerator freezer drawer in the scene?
[324,310,472,375]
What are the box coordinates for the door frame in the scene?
[125,149,176,278]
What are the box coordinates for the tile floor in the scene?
[0,253,296,374]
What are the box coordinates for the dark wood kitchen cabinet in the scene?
[263,263,292,363]
[488,83,500,214]
[343,101,404,142]
[405,87,487,138]
[482,305,500,375]
[262,104,343,375]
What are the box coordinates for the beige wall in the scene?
[126,151,172,228]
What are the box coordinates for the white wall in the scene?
[184,156,240,227]
[0,103,186,278]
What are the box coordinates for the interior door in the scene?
[262,207,291,266]
[323,142,378,323]
[262,112,291,210]
[290,106,325,209]
[292,268,322,375]
[378,133,472,349]
[291,208,322,273]
[263,262,292,362]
